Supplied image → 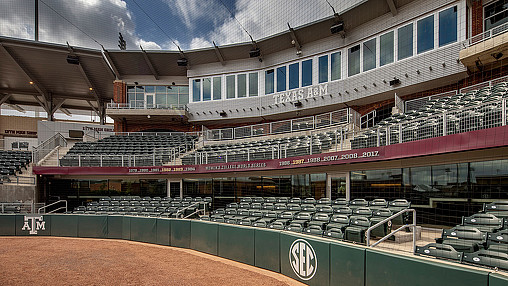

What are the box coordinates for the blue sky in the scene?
[0,0,357,51]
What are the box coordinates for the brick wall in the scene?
[113,80,126,103]
[472,0,483,37]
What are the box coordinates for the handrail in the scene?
[33,133,67,165]
[38,200,67,214]
[366,208,417,253]
[462,22,508,49]
[175,201,208,219]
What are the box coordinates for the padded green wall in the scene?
[50,214,78,237]
[280,233,330,286]
[218,224,255,265]
[254,228,280,272]
[190,220,218,255]
[15,214,51,236]
[0,214,16,235]
[365,249,488,286]
[78,215,107,238]
[489,273,508,286]
[130,217,157,244]
[171,219,190,248]
[107,216,123,239]
[330,241,365,286]
[156,218,171,246]
[122,216,131,240]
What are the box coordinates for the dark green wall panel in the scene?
[489,273,508,286]
[190,220,218,255]
[171,219,191,248]
[254,229,280,272]
[107,216,123,239]
[130,217,157,244]
[0,214,16,235]
[51,215,78,237]
[78,215,107,238]
[365,249,489,286]
[329,242,365,286]
[280,233,330,286]
[156,218,171,246]
[15,214,51,236]
[122,216,131,240]
[218,224,255,266]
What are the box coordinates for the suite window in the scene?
[439,6,457,47]
[203,78,211,101]
[348,45,360,76]
[380,31,394,66]
[398,23,413,60]
[179,86,189,105]
[156,86,166,105]
[417,15,434,54]
[484,0,508,31]
[226,75,235,99]
[363,38,376,72]
[318,55,328,83]
[192,79,201,102]
[213,77,222,100]
[265,69,274,94]
[237,74,247,98]
[166,86,177,105]
[331,52,341,81]
[277,66,287,92]
[249,72,258,96]
[302,59,313,87]
[289,63,299,89]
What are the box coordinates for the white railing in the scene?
[1,176,36,185]
[462,22,508,48]
[405,90,457,112]
[0,202,41,213]
[38,200,67,214]
[107,102,188,111]
[33,133,67,165]
[204,108,352,141]
[366,209,417,253]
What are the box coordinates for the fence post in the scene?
[443,112,447,136]
[503,99,507,126]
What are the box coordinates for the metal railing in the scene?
[462,22,508,48]
[33,133,67,165]
[174,201,208,219]
[107,102,188,111]
[366,209,417,253]
[203,108,353,141]
[1,176,36,185]
[0,202,41,213]
[37,200,67,214]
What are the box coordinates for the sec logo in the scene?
[289,239,317,280]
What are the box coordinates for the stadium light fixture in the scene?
[492,52,503,60]
[177,58,188,66]
[66,55,80,65]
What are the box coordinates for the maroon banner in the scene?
[33,125,508,176]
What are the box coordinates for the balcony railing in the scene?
[462,22,508,48]
[107,102,188,111]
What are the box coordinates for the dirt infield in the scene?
[0,237,305,286]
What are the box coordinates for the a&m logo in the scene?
[289,239,317,280]
[21,215,46,235]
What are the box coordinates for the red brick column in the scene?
[113,80,126,103]
[471,0,483,37]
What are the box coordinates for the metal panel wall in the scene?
[254,228,281,273]
[218,224,255,265]
[50,214,78,237]
[190,220,218,255]
[170,219,191,248]
[78,215,107,238]
[156,218,171,246]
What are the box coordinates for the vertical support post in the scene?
[78,155,81,167]
[247,149,250,161]
[345,172,351,201]
[502,99,507,126]
[376,128,380,147]
[100,155,103,167]
[166,179,171,197]
[35,0,39,41]
[326,174,331,199]
[387,126,391,145]
[398,124,402,144]
[443,112,447,136]
[179,180,183,199]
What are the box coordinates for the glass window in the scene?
[484,0,508,31]
[265,69,274,94]
[226,75,235,99]
[277,66,286,92]
[380,31,394,66]
[363,38,376,72]
[192,79,200,102]
[156,86,166,93]
[302,59,313,87]
[318,55,328,83]
[289,63,299,89]
[398,23,413,60]
[348,45,360,76]
[331,52,341,81]
[213,77,222,100]
[127,92,135,103]
[144,86,154,93]
[202,78,211,101]
[179,86,189,105]
[417,15,434,54]
[439,6,457,47]
[237,74,247,98]
[167,93,178,105]
[155,92,166,105]
[249,72,258,97]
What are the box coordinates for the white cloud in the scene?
[163,0,224,31]
[189,37,212,50]
[137,39,161,50]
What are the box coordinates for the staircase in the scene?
[38,146,71,166]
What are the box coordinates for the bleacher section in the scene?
[0,151,32,182]
[351,82,508,149]
[181,132,334,165]
[416,201,508,270]
[60,133,198,166]
[72,196,212,218]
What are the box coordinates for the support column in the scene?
[345,172,351,201]
[326,174,332,199]
[166,179,171,197]
[471,0,483,37]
